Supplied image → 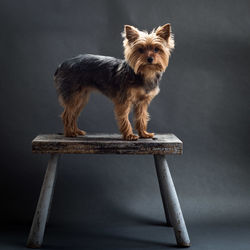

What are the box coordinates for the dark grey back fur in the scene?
[54,54,162,104]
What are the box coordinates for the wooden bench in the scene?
[27,134,190,248]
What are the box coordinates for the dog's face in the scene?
[122,24,174,78]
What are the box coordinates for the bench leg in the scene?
[27,154,59,248]
[154,154,190,247]
[153,155,172,227]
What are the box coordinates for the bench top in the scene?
[32,134,183,155]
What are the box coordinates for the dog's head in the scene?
[122,24,174,80]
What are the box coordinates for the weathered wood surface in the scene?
[32,134,183,155]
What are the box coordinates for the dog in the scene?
[54,24,174,140]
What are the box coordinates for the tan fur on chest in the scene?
[128,86,160,104]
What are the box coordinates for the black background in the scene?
[0,0,250,249]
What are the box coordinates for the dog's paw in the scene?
[139,131,154,139]
[76,129,86,136]
[64,131,78,137]
[124,134,139,141]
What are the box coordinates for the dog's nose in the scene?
[147,57,153,63]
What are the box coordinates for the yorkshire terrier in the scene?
[54,24,174,140]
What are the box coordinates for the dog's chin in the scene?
[138,63,163,74]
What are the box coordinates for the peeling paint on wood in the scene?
[154,154,190,247]
[26,154,58,248]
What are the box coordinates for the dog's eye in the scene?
[138,48,144,53]
[154,47,159,52]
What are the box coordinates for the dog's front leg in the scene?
[134,101,154,139]
[114,102,139,141]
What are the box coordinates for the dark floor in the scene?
[1,219,250,250]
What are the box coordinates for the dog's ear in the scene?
[124,25,139,43]
[156,23,171,41]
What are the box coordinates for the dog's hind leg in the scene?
[61,88,90,137]
[61,106,77,137]
[73,89,90,136]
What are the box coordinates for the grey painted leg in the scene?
[27,154,59,248]
[154,154,190,247]
[154,155,172,227]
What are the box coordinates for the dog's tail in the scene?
[54,67,59,78]
[54,63,85,108]
[53,64,69,107]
